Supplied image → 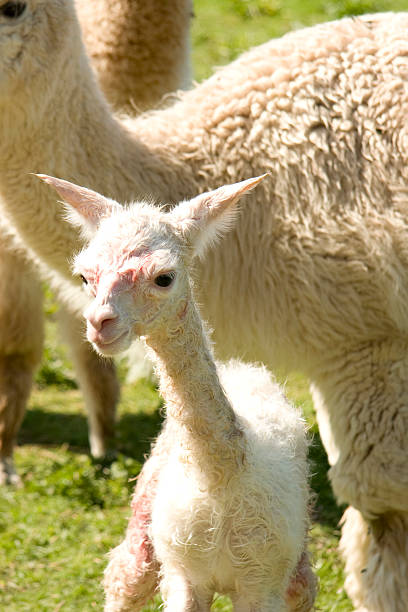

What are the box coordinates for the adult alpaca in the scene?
[0,0,193,484]
[0,2,408,608]
[44,172,314,611]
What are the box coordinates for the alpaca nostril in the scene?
[99,314,118,331]
[86,308,118,332]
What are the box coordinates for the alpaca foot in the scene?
[0,456,22,486]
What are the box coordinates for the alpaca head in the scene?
[0,0,79,101]
[38,174,266,356]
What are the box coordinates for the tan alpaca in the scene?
[76,0,193,113]
[44,173,314,611]
[1,4,408,608]
[0,0,192,484]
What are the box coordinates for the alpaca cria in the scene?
[42,173,313,611]
[1,3,408,608]
[0,0,192,484]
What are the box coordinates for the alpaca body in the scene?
[1,4,408,606]
[45,174,311,611]
[151,360,308,609]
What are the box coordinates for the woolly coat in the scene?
[76,0,192,113]
[1,7,408,607]
[1,7,408,512]
[151,360,309,609]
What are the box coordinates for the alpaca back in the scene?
[218,360,307,456]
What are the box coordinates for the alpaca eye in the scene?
[80,274,88,286]
[154,272,175,288]
[0,2,26,18]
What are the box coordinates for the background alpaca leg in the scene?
[57,307,119,457]
[0,240,44,484]
[310,338,408,611]
[340,507,408,612]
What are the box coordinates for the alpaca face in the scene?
[0,0,75,95]
[37,173,267,355]
[74,205,190,357]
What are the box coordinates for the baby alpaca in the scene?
[41,173,313,611]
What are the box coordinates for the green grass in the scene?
[5,0,408,609]
[191,0,403,81]
[1,375,350,611]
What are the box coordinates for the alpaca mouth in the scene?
[92,330,131,356]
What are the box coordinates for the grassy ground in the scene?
[1,366,349,611]
[2,0,407,609]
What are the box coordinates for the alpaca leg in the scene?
[104,448,165,611]
[103,432,177,610]
[340,507,408,612]
[103,538,159,612]
[0,241,44,484]
[56,305,119,456]
[161,571,212,612]
[285,551,317,612]
[310,338,408,610]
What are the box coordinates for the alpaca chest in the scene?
[150,456,298,592]
[150,460,236,583]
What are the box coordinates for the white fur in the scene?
[151,362,309,611]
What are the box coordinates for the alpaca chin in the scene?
[91,330,132,357]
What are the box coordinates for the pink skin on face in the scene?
[83,256,155,351]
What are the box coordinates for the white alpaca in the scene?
[0,0,192,484]
[1,4,408,607]
[41,173,313,611]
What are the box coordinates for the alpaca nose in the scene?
[85,305,118,331]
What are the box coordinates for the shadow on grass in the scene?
[18,407,163,463]
[19,391,345,523]
[308,428,345,528]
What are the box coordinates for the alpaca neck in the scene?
[0,12,201,278]
[78,0,192,113]
[145,297,245,482]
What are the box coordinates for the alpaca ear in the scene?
[169,174,267,258]
[35,174,120,235]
